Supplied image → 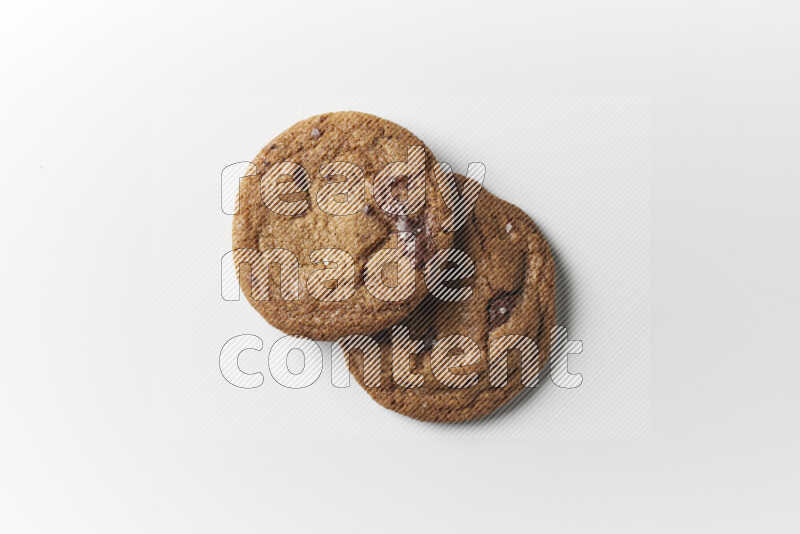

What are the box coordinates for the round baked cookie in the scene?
[342,180,556,422]
[233,111,453,341]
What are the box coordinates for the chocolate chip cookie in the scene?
[341,181,556,422]
[232,112,453,341]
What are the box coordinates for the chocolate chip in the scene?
[392,213,438,269]
[487,291,519,329]
[390,175,409,200]
[394,214,413,233]
[310,128,322,139]
[421,325,438,352]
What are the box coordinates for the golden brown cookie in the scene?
[342,182,556,422]
[232,112,453,341]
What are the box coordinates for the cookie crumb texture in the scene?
[344,186,556,422]
[233,112,453,341]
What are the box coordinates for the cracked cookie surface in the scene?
[233,111,452,340]
[342,181,556,422]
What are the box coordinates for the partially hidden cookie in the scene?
[233,111,453,341]
[341,180,556,422]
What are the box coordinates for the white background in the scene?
[2,1,798,532]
